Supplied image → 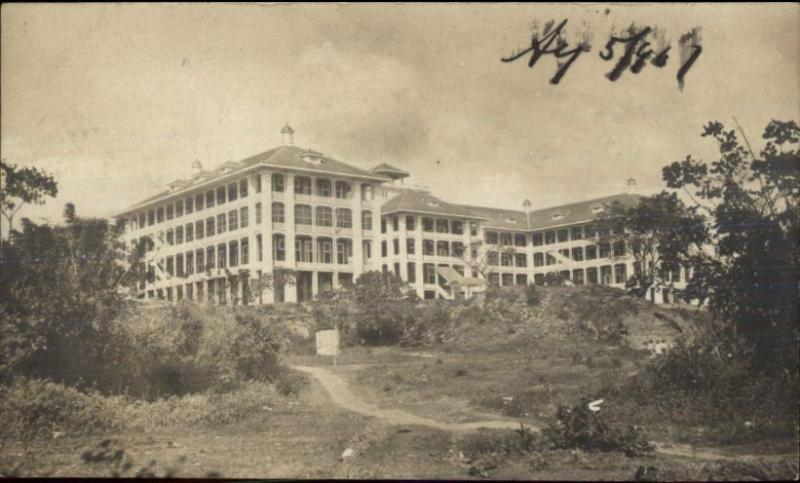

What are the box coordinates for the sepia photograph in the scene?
[1,2,798,480]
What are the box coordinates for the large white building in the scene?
[116,125,688,305]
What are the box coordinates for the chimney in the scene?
[281,123,294,146]
[626,177,637,194]
[191,159,203,173]
[523,199,533,227]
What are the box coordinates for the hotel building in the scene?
[116,125,688,305]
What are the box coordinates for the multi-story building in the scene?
[116,125,688,305]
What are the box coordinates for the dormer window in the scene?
[426,201,441,208]
[551,209,569,221]
[504,217,518,224]
[301,150,325,165]
[591,205,604,214]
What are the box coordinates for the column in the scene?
[414,215,424,298]
[351,181,364,278]
[398,213,408,280]
[284,173,298,303]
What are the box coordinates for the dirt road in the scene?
[293,365,529,432]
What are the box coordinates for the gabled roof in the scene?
[370,163,410,178]
[118,145,389,216]
[524,193,641,231]
[381,189,489,219]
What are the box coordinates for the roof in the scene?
[370,163,410,178]
[435,266,486,287]
[119,145,389,216]
[381,189,489,220]
[389,192,642,231]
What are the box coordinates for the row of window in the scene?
[380,216,479,236]
[136,206,258,250]
[484,225,625,248]
[274,174,353,199]
[286,236,356,265]
[133,178,254,230]
[157,237,252,279]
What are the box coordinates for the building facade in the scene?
[117,126,688,305]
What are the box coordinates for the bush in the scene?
[459,424,543,459]
[352,271,416,345]
[525,284,542,307]
[0,378,124,440]
[543,398,654,456]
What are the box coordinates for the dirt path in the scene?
[293,365,529,432]
[293,365,796,463]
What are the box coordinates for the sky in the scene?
[2,3,798,230]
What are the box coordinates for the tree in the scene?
[0,162,58,270]
[456,240,516,282]
[594,192,707,301]
[0,162,58,237]
[661,119,798,374]
[352,271,415,345]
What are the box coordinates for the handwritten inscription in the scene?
[502,19,702,89]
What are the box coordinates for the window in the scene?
[176,226,184,245]
[255,175,262,193]
[185,197,193,214]
[229,241,239,267]
[599,242,611,258]
[193,220,202,240]
[488,273,500,286]
[393,239,400,255]
[544,231,555,244]
[557,229,569,243]
[217,186,226,205]
[291,204,310,225]
[228,209,238,231]
[336,239,352,264]
[240,238,249,265]
[239,179,248,198]
[381,241,387,257]
[437,241,450,257]
[407,262,416,283]
[228,183,238,202]
[363,240,372,259]
[206,246,215,270]
[406,216,415,231]
[166,256,174,277]
[533,232,543,246]
[272,202,285,223]
[572,269,584,285]
[294,176,312,195]
[157,207,164,223]
[615,264,627,284]
[206,190,215,208]
[436,219,449,233]
[487,251,499,266]
[273,234,285,261]
[318,238,333,263]
[176,200,184,217]
[515,253,527,267]
[514,233,526,247]
[585,225,597,238]
[613,241,626,257]
[572,246,584,261]
[217,213,226,234]
[255,203,262,224]
[217,244,227,269]
[239,207,248,228]
[272,173,284,192]
[534,253,544,267]
[560,248,570,259]
[485,231,498,244]
[571,226,583,240]
[601,265,613,285]
[393,217,399,232]
[336,208,352,228]
[166,204,174,220]
[195,193,204,211]
[185,223,194,242]
[452,241,464,257]
[166,228,174,245]
[452,220,464,235]
[423,264,436,284]
[423,240,434,256]
[196,249,204,272]
[316,206,332,226]
[422,218,434,232]
[587,267,598,284]
[501,252,513,266]
[206,217,215,236]
[256,235,262,262]
[516,274,527,285]
[470,222,478,236]
[295,237,313,263]
[546,253,556,266]
[335,181,351,199]
[534,273,545,285]
[500,233,512,246]
[362,210,372,230]
[316,179,331,197]
[381,218,387,234]
[407,238,415,255]
[502,273,514,286]
[586,245,597,260]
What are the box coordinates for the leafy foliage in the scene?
[352,271,416,345]
[661,120,799,374]
[0,161,58,234]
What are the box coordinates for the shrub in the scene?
[543,398,654,456]
[525,284,542,307]
[459,424,543,459]
[352,271,416,345]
